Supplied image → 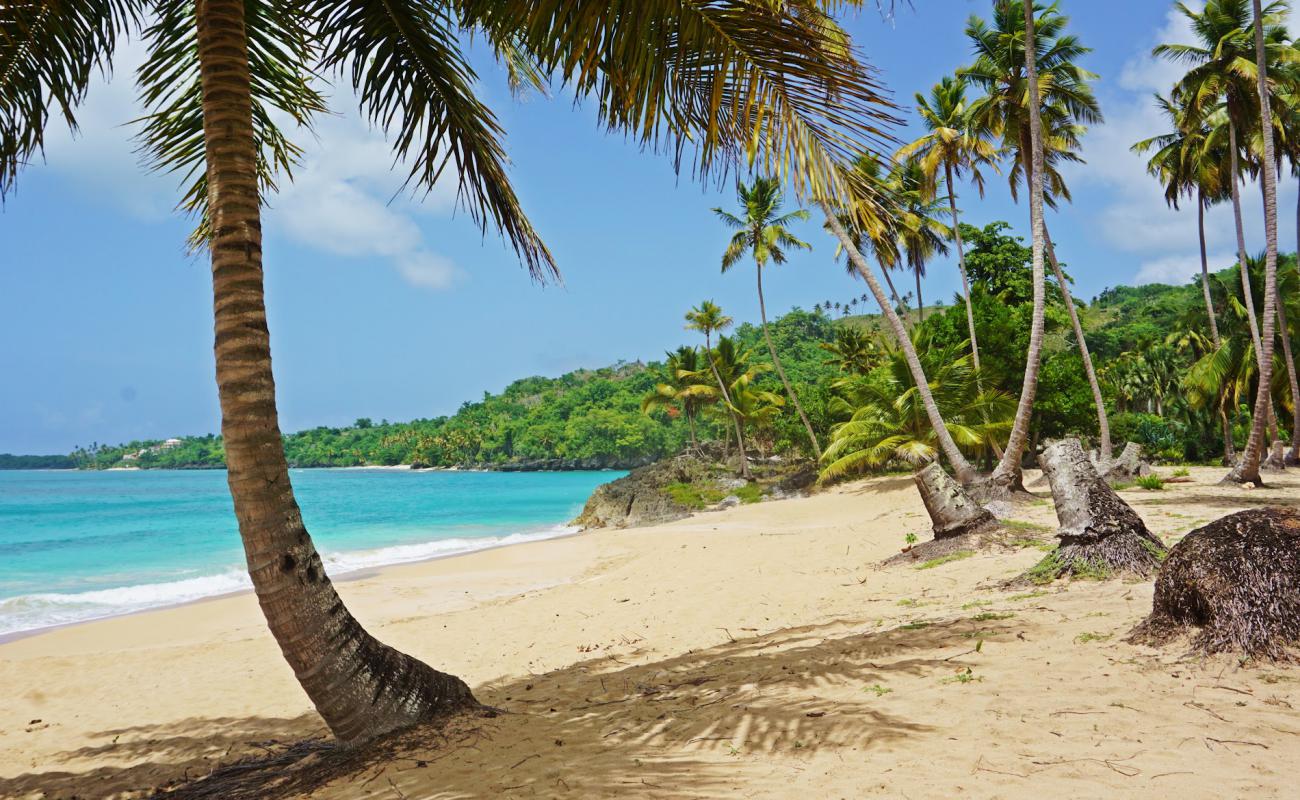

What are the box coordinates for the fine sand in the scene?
[2,467,1298,798]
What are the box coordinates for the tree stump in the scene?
[915,462,999,539]
[1130,507,1300,660]
[1095,442,1151,483]
[1262,440,1287,472]
[1033,439,1165,580]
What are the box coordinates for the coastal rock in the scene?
[571,451,712,529]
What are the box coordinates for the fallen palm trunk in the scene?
[1130,507,1300,660]
[1030,439,1165,580]
[1094,442,1152,484]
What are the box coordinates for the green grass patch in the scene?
[863,684,893,697]
[1025,549,1064,585]
[665,481,761,509]
[915,550,975,570]
[1136,475,1165,490]
[1074,631,1113,644]
[733,483,764,504]
[961,599,994,610]
[896,597,922,608]
[899,621,932,631]
[1008,590,1049,601]
[1172,467,1190,478]
[941,667,982,685]
[970,612,1015,622]
[1003,520,1052,533]
[1111,481,1135,491]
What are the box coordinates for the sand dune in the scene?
[1,467,1297,798]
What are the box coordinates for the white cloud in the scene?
[1068,0,1298,286]
[33,40,462,290]
[1133,251,1234,286]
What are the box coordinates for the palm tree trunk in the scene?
[880,264,906,317]
[993,6,1048,491]
[755,265,820,458]
[1044,227,1112,463]
[687,410,699,451]
[1274,279,1300,462]
[821,208,977,485]
[1198,195,1222,348]
[705,332,751,479]
[1221,406,1236,464]
[195,0,475,745]
[1226,0,1280,484]
[947,163,982,370]
[915,268,925,324]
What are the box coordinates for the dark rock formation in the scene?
[1131,507,1300,660]
[1033,439,1165,580]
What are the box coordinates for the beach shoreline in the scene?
[2,467,1297,799]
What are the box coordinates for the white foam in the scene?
[0,525,577,638]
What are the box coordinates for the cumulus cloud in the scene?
[34,40,462,290]
[1067,1,1297,286]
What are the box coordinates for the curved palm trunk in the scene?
[705,332,751,479]
[686,409,699,451]
[993,6,1048,491]
[755,265,820,457]
[195,0,475,744]
[947,163,982,370]
[1275,280,1300,461]
[1044,227,1112,463]
[1226,0,1280,484]
[880,264,906,316]
[822,208,977,485]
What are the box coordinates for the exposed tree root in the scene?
[1130,507,1300,661]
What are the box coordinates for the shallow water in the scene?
[0,468,619,637]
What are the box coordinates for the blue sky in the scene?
[1,0,1291,453]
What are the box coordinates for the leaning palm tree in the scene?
[685,301,751,479]
[715,175,820,457]
[896,74,998,367]
[3,0,896,743]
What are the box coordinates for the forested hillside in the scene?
[12,221,1267,472]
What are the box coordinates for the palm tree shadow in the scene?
[0,616,1018,799]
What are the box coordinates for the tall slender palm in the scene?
[4,0,895,742]
[897,75,998,367]
[1132,91,1239,458]
[715,176,821,457]
[888,158,952,326]
[1157,0,1290,481]
[685,301,751,479]
[962,0,1090,481]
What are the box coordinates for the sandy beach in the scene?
[2,467,1297,799]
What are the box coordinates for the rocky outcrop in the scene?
[571,451,715,529]
[572,447,818,530]
[492,454,660,472]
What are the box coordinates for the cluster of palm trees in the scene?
[1134,0,1300,472]
[643,301,785,479]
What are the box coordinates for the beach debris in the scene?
[1130,507,1300,660]
[1030,439,1165,581]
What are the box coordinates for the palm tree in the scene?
[888,158,952,325]
[685,301,751,479]
[1133,92,1229,348]
[897,75,998,367]
[960,0,1080,484]
[642,346,712,451]
[715,176,820,457]
[820,160,981,486]
[820,336,1013,481]
[819,326,876,375]
[4,0,895,743]
[1155,0,1294,480]
[680,335,783,461]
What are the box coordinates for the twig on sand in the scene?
[1183,701,1228,721]
[1029,754,1141,777]
[509,754,539,770]
[971,756,1028,777]
[1205,737,1269,751]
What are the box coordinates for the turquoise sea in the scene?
[0,468,620,638]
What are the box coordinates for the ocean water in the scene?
[0,468,620,638]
